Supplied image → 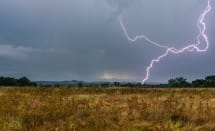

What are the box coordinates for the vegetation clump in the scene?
[0,76,36,87]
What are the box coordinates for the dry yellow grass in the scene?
[0,87,215,130]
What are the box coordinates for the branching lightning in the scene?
[118,0,212,84]
[118,16,169,48]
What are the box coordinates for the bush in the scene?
[0,76,36,87]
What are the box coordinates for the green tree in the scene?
[114,82,120,87]
[192,79,205,87]
[0,76,36,86]
[205,75,215,87]
[77,82,83,88]
[18,76,31,86]
[168,77,190,87]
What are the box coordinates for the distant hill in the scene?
[35,80,83,86]
[34,80,143,87]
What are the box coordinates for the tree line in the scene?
[87,75,215,88]
[0,76,36,86]
[89,75,215,88]
[1,75,215,88]
[168,75,215,87]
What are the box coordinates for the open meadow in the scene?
[0,87,215,131]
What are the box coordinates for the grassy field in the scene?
[0,87,215,131]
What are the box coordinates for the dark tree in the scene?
[168,77,190,87]
[204,75,215,87]
[114,82,120,87]
[77,82,83,88]
[192,79,205,87]
[101,82,110,87]
[18,77,31,86]
[0,77,17,86]
[0,76,36,87]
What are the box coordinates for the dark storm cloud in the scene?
[0,0,214,82]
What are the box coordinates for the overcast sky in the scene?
[0,0,214,82]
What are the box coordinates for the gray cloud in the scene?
[0,44,37,59]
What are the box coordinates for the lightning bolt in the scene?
[118,0,212,84]
[118,16,169,49]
